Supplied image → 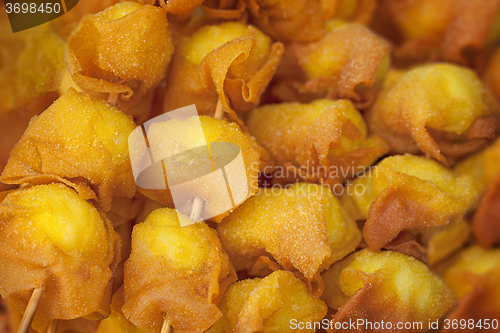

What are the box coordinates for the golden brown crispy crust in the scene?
[0,188,121,329]
[363,166,472,251]
[123,214,237,333]
[472,173,500,247]
[66,3,173,123]
[0,89,137,212]
[163,25,283,129]
[273,24,390,108]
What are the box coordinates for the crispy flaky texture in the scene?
[50,0,123,40]
[437,246,500,330]
[207,270,327,333]
[1,88,137,212]
[246,99,389,187]
[245,0,377,43]
[371,0,500,67]
[0,184,121,330]
[366,64,500,166]
[162,21,283,126]
[342,155,478,265]
[217,183,361,284]
[66,2,173,123]
[201,0,247,20]
[136,116,262,223]
[0,17,65,117]
[272,21,391,108]
[455,137,500,247]
[123,208,237,333]
[322,249,457,333]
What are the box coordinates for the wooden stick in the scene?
[160,197,205,332]
[46,319,59,333]
[17,286,43,333]
[160,319,172,333]
[214,99,224,120]
[108,93,120,108]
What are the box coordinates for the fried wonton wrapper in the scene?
[123,208,237,333]
[437,246,500,329]
[272,21,390,108]
[455,137,500,247]
[1,88,137,212]
[201,0,247,20]
[371,0,500,67]
[366,64,500,166]
[244,0,377,43]
[246,99,389,187]
[136,115,261,223]
[207,270,327,333]
[162,21,283,124]
[50,0,123,40]
[0,184,121,330]
[483,47,500,105]
[66,2,173,123]
[217,183,361,282]
[342,155,478,265]
[322,249,456,332]
[0,17,65,116]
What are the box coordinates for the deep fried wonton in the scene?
[66,2,173,123]
[272,21,391,108]
[244,0,377,43]
[323,249,456,333]
[246,99,389,187]
[0,18,65,116]
[342,155,478,265]
[135,115,261,223]
[207,270,327,333]
[0,184,121,330]
[123,208,237,333]
[371,0,500,67]
[437,246,500,330]
[455,137,500,247]
[1,88,137,211]
[162,21,283,125]
[217,183,361,282]
[366,64,500,166]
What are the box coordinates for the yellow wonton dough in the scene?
[0,184,121,329]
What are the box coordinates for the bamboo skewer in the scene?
[160,318,173,333]
[17,285,43,333]
[214,98,225,120]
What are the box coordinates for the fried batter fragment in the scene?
[323,249,456,333]
[244,0,377,43]
[455,138,500,247]
[272,21,391,108]
[136,115,261,223]
[0,184,121,330]
[202,0,247,20]
[366,64,500,166]
[0,18,65,116]
[162,21,283,124]
[123,208,237,333]
[1,88,137,212]
[207,270,327,333]
[246,99,389,187]
[437,246,500,330]
[66,2,173,123]
[342,155,478,264]
[217,183,361,281]
[371,0,500,67]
